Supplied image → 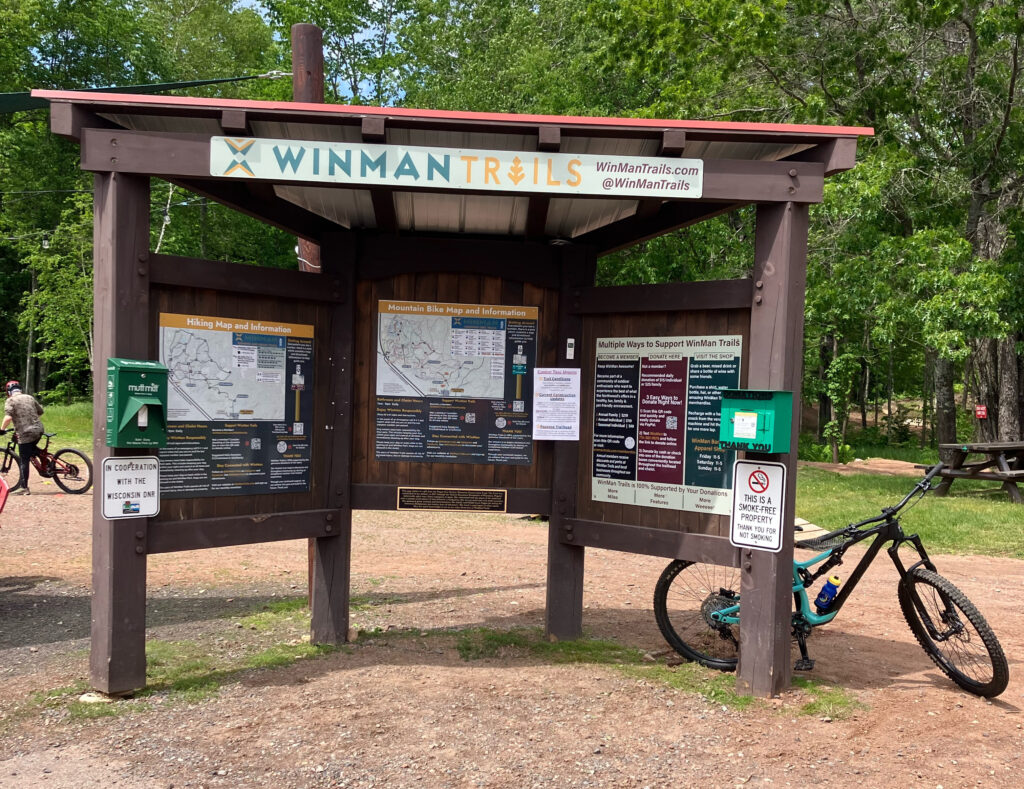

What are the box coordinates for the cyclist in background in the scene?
[2,380,45,495]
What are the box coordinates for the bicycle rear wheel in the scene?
[654,560,740,671]
[0,448,22,491]
[898,567,1008,698]
[50,449,93,494]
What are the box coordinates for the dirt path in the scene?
[1,480,1022,788]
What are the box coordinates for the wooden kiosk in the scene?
[36,84,869,698]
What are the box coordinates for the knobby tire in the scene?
[0,448,22,491]
[654,559,740,671]
[898,567,1009,698]
[50,448,93,494]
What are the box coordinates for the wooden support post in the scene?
[737,202,808,697]
[293,23,326,601]
[90,172,151,694]
[292,22,324,277]
[311,233,357,643]
[545,244,594,640]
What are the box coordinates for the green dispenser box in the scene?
[718,389,793,453]
[106,358,169,448]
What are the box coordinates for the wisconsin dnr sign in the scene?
[210,137,704,199]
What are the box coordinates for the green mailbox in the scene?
[718,389,793,453]
[106,358,169,448]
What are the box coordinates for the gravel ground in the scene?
[1,478,1023,788]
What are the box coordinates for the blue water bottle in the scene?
[814,575,841,613]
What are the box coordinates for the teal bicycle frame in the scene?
[705,463,947,666]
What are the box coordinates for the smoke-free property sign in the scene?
[729,460,786,552]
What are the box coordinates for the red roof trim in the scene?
[31,90,874,137]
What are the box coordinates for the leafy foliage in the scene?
[0,0,1021,428]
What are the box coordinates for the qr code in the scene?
[512,400,525,412]
[665,416,678,431]
[464,413,476,424]
[293,422,304,436]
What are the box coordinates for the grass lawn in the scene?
[35,401,93,453]
[796,467,1024,558]
[31,401,1024,558]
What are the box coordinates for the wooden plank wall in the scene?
[351,273,559,493]
[150,284,334,522]
[574,307,751,536]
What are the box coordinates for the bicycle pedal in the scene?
[794,658,815,671]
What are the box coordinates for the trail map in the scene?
[375,301,538,465]
[162,326,286,421]
[157,313,315,499]
[378,313,505,399]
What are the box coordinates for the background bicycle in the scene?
[654,463,1009,698]
[0,430,93,494]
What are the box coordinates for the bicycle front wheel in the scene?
[51,449,93,494]
[0,448,22,491]
[898,567,1009,698]
[654,560,740,671]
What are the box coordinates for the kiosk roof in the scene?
[34,90,872,250]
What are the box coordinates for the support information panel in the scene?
[375,301,538,465]
[157,313,314,498]
[591,335,741,515]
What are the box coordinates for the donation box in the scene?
[106,358,169,448]
[718,389,793,453]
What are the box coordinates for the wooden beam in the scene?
[564,519,742,566]
[361,116,387,143]
[525,196,551,240]
[703,159,823,202]
[537,125,561,151]
[545,244,593,641]
[572,279,752,315]
[81,129,210,177]
[220,109,248,135]
[633,130,688,222]
[148,510,339,553]
[292,23,325,103]
[90,172,151,695]
[577,202,745,255]
[49,103,115,141]
[736,201,809,698]
[168,178,337,241]
[357,236,560,288]
[80,129,825,205]
[311,232,358,644]
[782,138,858,176]
[370,189,398,233]
[660,129,687,156]
[150,253,347,302]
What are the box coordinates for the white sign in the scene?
[729,460,786,552]
[210,137,704,199]
[102,456,161,520]
[533,368,581,440]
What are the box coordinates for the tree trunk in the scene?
[935,355,957,461]
[972,339,999,443]
[859,357,869,431]
[886,352,894,442]
[1019,353,1024,439]
[997,335,1020,441]
[921,350,934,449]
[817,336,831,441]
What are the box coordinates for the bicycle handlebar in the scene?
[843,462,946,531]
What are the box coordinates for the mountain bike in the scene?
[653,463,1009,697]
[0,430,93,494]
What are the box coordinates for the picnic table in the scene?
[931,442,1024,504]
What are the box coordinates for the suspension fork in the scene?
[887,532,938,579]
